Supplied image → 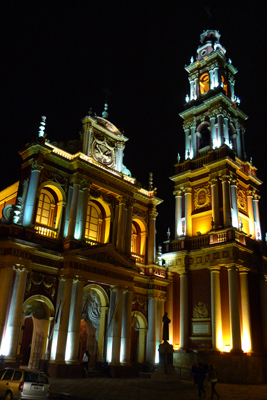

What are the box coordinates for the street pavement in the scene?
[49,376,267,400]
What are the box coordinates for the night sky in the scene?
[2,2,267,246]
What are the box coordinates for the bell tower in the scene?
[162,31,267,362]
[174,29,262,239]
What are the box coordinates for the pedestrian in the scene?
[191,362,198,385]
[196,362,206,398]
[208,364,220,399]
[82,350,90,377]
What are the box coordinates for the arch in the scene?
[85,198,112,243]
[199,73,209,94]
[80,284,109,365]
[131,311,147,364]
[37,180,66,202]
[83,283,109,307]
[132,217,148,261]
[197,122,211,150]
[20,295,55,369]
[35,181,66,238]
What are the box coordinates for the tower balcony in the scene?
[164,227,257,253]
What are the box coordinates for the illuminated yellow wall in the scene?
[192,213,212,235]
[0,181,19,219]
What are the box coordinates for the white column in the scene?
[22,164,42,227]
[180,272,188,349]
[184,188,192,236]
[82,124,92,156]
[116,143,125,172]
[66,279,84,362]
[209,69,214,89]
[97,306,108,362]
[0,268,14,344]
[221,176,232,227]
[210,117,216,147]
[184,128,190,160]
[175,191,183,238]
[253,194,262,240]
[217,114,224,146]
[120,288,133,364]
[68,179,80,238]
[191,126,196,158]
[239,269,252,352]
[227,265,242,352]
[2,268,27,361]
[166,273,174,344]
[147,208,157,264]
[63,186,73,238]
[259,276,267,351]
[116,197,126,251]
[124,200,134,255]
[111,286,123,365]
[190,80,194,100]
[210,269,222,351]
[210,179,219,229]
[146,296,157,364]
[247,189,255,239]
[224,117,230,145]
[235,127,242,159]
[81,185,89,240]
[54,278,73,362]
[106,288,116,363]
[230,177,238,229]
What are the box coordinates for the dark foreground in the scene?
[49,377,267,400]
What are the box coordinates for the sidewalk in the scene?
[50,376,267,400]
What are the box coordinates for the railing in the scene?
[131,252,145,264]
[34,224,58,238]
[165,228,248,253]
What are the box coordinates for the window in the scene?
[200,73,209,94]
[36,190,57,228]
[2,369,14,380]
[13,371,22,381]
[85,202,102,242]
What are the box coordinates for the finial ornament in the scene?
[102,103,109,119]
[177,153,181,163]
[167,227,171,240]
[38,116,46,137]
[148,172,153,191]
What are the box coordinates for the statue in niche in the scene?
[193,301,208,318]
[162,312,171,342]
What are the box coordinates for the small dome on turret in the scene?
[197,30,226,61]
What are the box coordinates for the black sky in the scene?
[2,2,267,246]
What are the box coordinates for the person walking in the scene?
[196,362,206,399]
[82,350,90,377]
[208,364,220,399]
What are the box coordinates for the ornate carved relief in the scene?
[237,188,247,212]
[193,301,209,318]
[194,185,211,209]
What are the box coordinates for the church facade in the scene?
[0,30,266,383]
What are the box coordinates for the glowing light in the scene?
[242,329,251,353]
[185,94,189,103]
[223,344,231,353]
[0,328,11,356]
[212,138,221,149]
[173,344,180,351]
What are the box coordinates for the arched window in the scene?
[36,190,57,228]
[200,73,209,94]
[131,220,146,264]
[85,202,103,242]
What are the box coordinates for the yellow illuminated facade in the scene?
[0,107,168,379]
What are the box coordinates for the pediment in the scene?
[71,243,139,272]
